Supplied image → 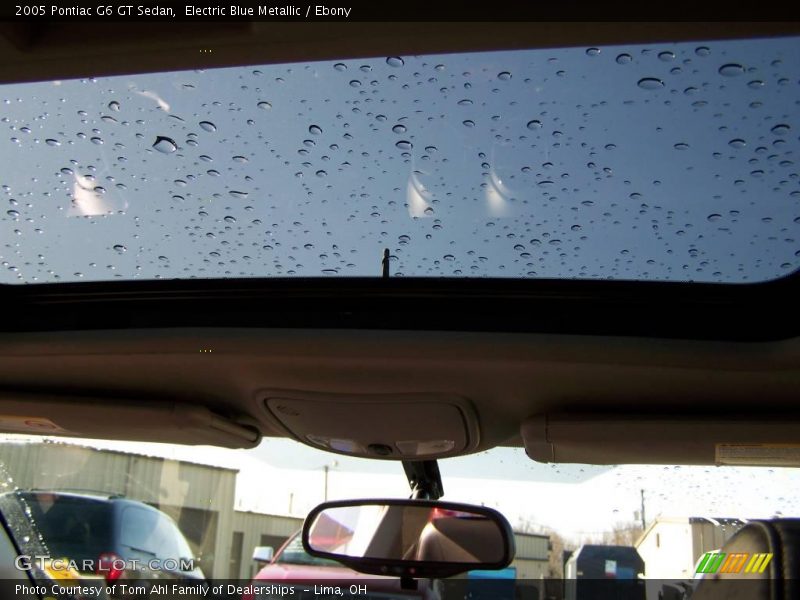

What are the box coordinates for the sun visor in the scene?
[522,414,800,466]
[0,392,261,448]
[262,390,479,460]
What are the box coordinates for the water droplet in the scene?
[526,120,542,130]
[108,100,120,111]
[497,71,512,81]
[153,136,177,153]
[349,80,362,88]
[45,138,60,147]
[457,99,473,106]
[395,140,413,150]
[586,48,600,57]
[392,124,407,134]
[637,77,664,90]
[229,190,248,199]
[707,213,722,222]
[316,170,327,177]
[199,121,216,132]
[616,53,632,65]
[90,136,104,145]
[443,254,455,261]
[674,143,690,150]
[309,124,323,135]
[232,155,248,163]
[728,138,746,149]
[224,215,237,223]
[257,101,272,110]
[695,46,711,57]
[113,244,126,253]
[747,80,765,89]
[658,51,676,62]
[771,124,790,135]
[462,120,475,128]
[386,56,404,67]
[7,210,19,218]
[718,63,744,77]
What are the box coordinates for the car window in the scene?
[16,492,112,564]
[0,433,797,587]
[0,36,798,284]
[120,506,192,561]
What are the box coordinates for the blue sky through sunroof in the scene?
[1,36,798,284]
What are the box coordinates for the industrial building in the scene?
[0,439,550,582]
[635,516,746,580]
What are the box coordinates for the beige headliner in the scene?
[0,328,798,455]
[0,21,798,462]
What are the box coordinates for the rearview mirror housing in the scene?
[302,499,515,578]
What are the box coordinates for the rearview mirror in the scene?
[302,499,515,578]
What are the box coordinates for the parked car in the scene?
[247,531,441,600]
[0,490,206,598]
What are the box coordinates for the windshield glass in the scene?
[1,434,797,589]
[1,36,798,284]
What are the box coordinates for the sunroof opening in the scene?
[1,36,798,284]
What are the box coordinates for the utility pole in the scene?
[640,489,646,530]
[322,460,338,501]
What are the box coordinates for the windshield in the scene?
[0,434,797,588]
[1,36,798,284]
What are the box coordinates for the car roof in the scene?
[13,490,152,507]
[0,19,798,466]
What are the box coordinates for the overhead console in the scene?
[261,390,480,460]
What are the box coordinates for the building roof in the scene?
[635,516,748,547]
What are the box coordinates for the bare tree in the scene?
[516,515,575,578]
[580,521,644,547]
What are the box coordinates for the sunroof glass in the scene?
[1,36,798,284]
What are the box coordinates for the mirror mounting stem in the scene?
[402,460,444,500]
[400,576,419,591]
